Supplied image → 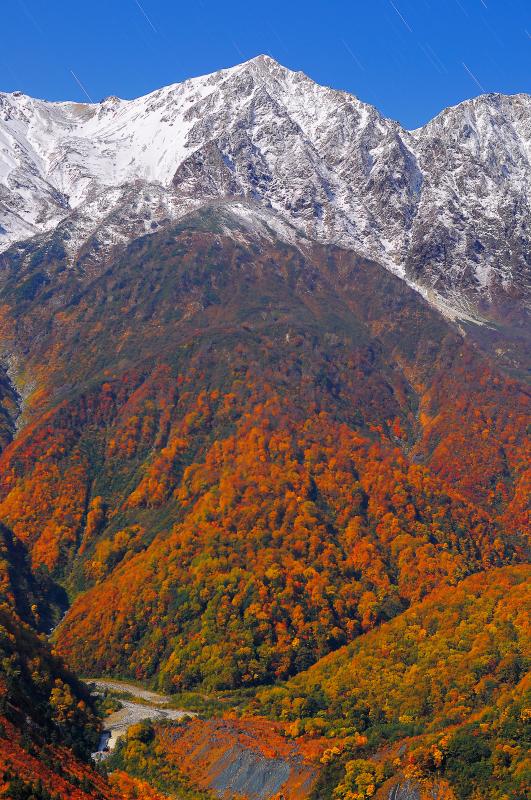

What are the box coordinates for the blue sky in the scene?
[2,0,530,128]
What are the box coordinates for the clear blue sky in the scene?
[2,0,530,128]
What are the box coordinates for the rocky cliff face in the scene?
[382,779,456,800]
[148,717,319,800]
[1,56,529,321]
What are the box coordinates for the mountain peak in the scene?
[233,53,300,82]
[0,59,529,323]
[241,54,282,69]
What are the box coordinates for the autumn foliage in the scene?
[257,566,530,800]
[0,219,528,799]
[55,396,524,691]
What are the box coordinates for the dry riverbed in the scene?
[88,680,321,799]
[87,678,194,757]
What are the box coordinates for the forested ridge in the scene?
[257,565,530,799]
[0,523,114,799]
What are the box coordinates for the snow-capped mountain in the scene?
[1,55,529,319]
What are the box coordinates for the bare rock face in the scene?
[387,782,421,800]
[155,717,319,800]
[405,93,531,311]
[0,55,529,321]
[384,779,456,800]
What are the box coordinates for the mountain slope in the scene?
[255,565,530,800]
[0,206,526,689]
[0,522,122,799]
[1,57,529,323]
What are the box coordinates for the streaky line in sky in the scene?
[462,62,486,93]
[70,69,93,102]
[133,0,158,33]
[389,0,413,33]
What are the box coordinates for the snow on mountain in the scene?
[0,55,529,318]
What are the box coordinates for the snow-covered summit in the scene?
[1,56,529,315]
